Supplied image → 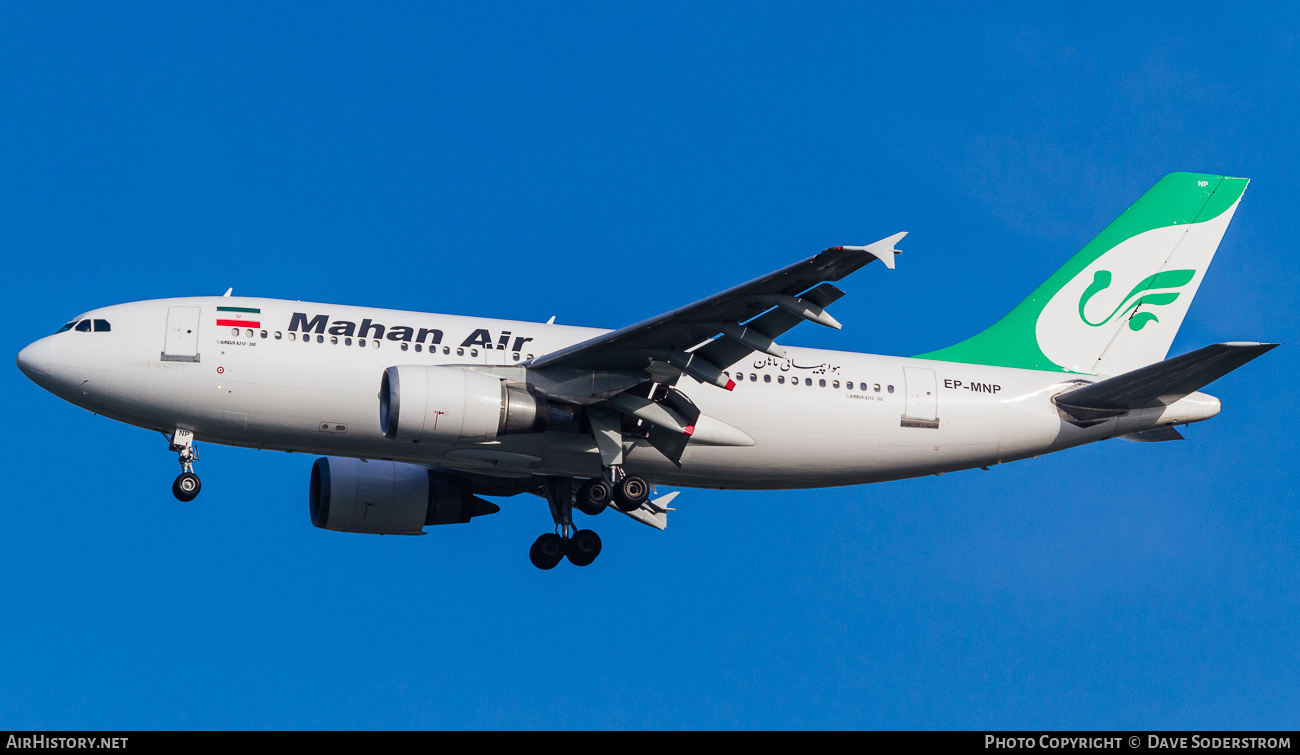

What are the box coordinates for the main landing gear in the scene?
[167,429,202,502]
[528,529,602,570]
[530,469,651,570]
[576,474,648,515]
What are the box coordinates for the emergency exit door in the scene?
[161,306,201,362]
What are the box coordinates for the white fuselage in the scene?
[17,296,1221,490]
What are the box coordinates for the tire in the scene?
[529,533,565,570]
[566,529,602,567]
[576,479,612,516]
[172,472,201,502]
[614,476,649,512]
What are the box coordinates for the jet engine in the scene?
[379,365,553,444]
[309,456,499,535]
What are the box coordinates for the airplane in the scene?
[16,172,1275,570]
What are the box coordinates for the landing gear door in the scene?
[901,366,939,429]
[162,306,201,362]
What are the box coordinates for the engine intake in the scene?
[380,365,550,443]
[309,456,499,535]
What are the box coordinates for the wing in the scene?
[528,233,906,387]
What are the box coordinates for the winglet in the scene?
[840,231,907,270]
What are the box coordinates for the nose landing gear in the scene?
[167,429,202,502]
[172,472,201,501]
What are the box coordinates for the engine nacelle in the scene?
[379,365,550,443]
[309,456,499,535]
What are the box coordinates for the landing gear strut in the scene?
[168,429,201,502]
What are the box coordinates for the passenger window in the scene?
[93,319,111,332]
[832,380,839,388]
[443,347,450,355]
[750,374,757,382]
[345,337,352,346]
[512,352,520,361]
[471,349,478,357]
[330,336,338,345]
[372,340,380,349]
[874,384,881,392]
[317,335,323,343]
[457,348,464,356]
[260,330,267,339]
[246,328,254,338]
[231,328,240,336]
[805,378,812,386]
[401,343,409,351]
[764,374,771,383]
[819,379,826,387]
[358,339,365,347]
[75,320,92,332]
[288,333,296,341]
[274,331,282,340]
[777,375,784,384]
[888,385,895,393]
[415,344,422,352]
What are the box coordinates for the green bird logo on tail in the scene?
[1077,269,1196,332]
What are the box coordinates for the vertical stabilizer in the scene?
[917,173,1249,375]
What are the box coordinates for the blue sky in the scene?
[2,3,1298,729]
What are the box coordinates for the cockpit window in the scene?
[74,320,92,332]
[56,321,77,333]
[93,319,111,332]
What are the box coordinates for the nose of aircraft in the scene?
[16,338,51,383]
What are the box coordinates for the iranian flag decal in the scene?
[217,306,261,328]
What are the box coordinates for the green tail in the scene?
[916,173,1249,376]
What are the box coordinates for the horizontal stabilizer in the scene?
[1120,426,1185,442]
[1055,342,1277,420]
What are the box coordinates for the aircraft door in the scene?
[162,306,201,362]
[901,366,939,429]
